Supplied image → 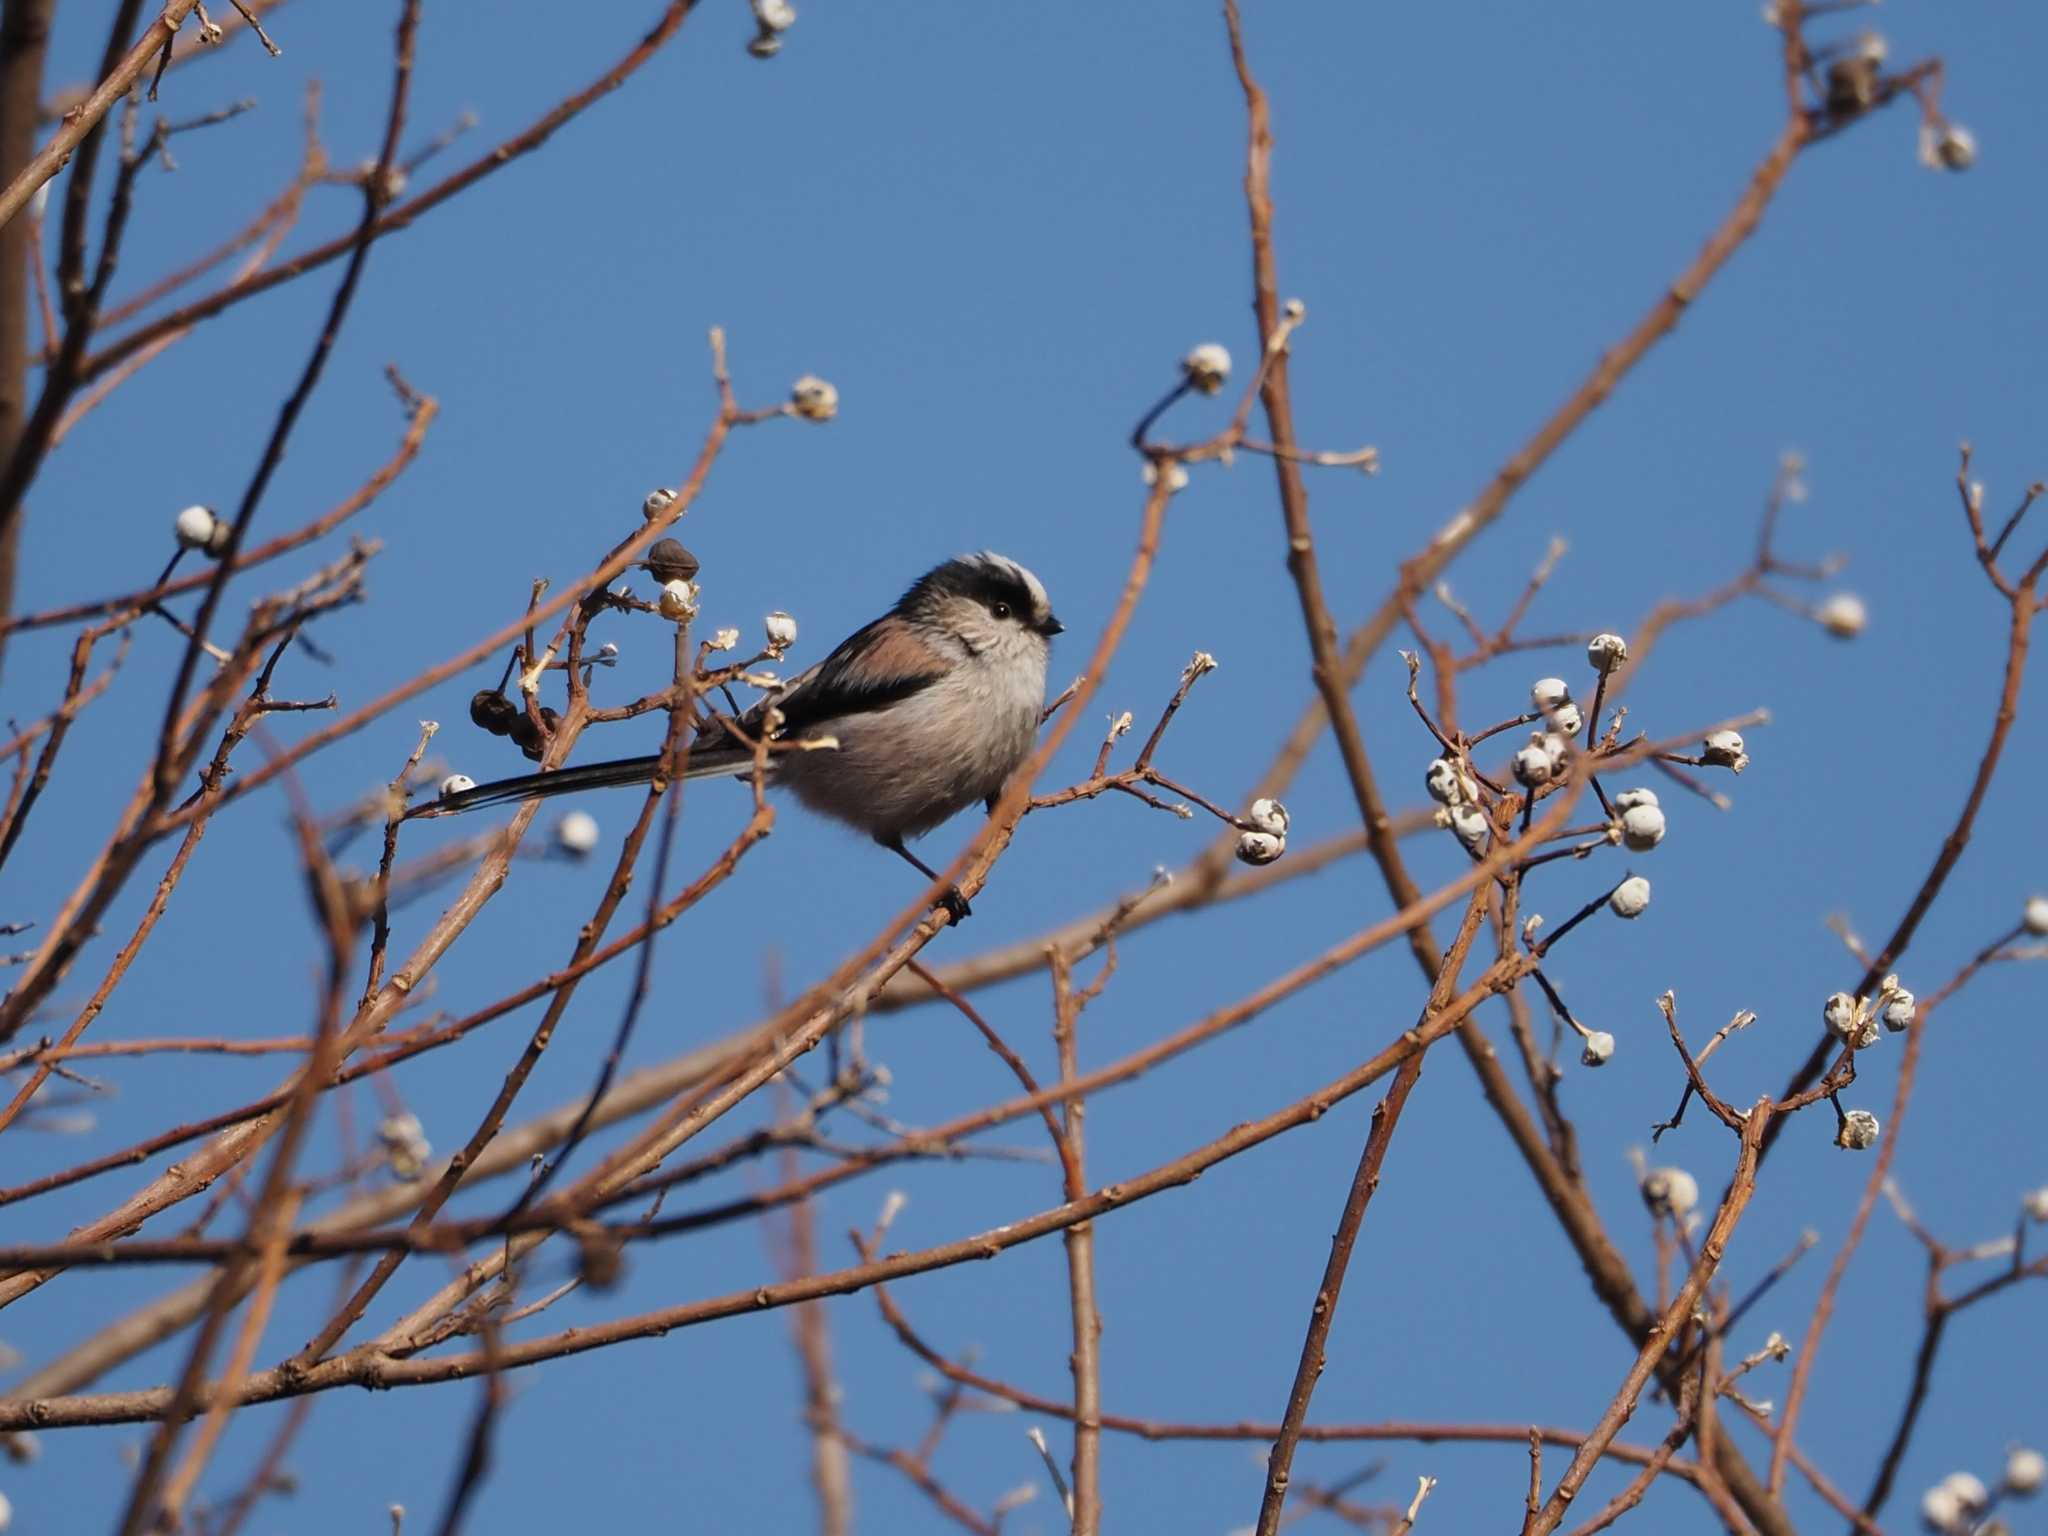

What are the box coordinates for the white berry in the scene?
[557,810,600,856]
[791,375,839,421]
[1619,803,1665,851]
[1586,632,1629,673]
[1836,1108,1881,1150]
[1246,798,1289,836]
[1608,876,1651,919]
[1182,343,1231,394]
[1235,829,1285,866]
[173,504,230,555]
[1641,1166,1698,1217]
[1818,593,1867,639]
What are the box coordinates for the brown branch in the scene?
[0,0,56,668]
[0,1,198,237]
[1254,894,1487,1534]
[4,366,434,635]
[1525,1101,1773,1536]
[149,0,419,802]
[0,961,1524,1429]
[1768,477,2039,1152]
[772,1129,852,1536]
[1050,948,1102,1536]
[77,0,703,387]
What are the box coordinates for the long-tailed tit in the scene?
[425,552,1063,919]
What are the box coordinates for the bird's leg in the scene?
[878,835,971,922]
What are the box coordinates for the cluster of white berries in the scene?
[2024,895,2048,936]
[1613,786,1666,852]
[1512,728,1572,790]
[172,504,231,557]
[791,375,838,421]
[1823,974,1916,1053]
[1921,1472,1988,1532]
[642,487,678,522]
[378,1111,431,1182]
[557,810,600,857]
[1640,1165,1699,1218]
[764,610,799,657]
[1235,798,1289,867]
[1580,1028,1616,1067]
[1531,673,1577,727]
[1182,343,1231,395]
[1426,755,1490,856]
[1921,1449,2043,1532]
[439,773,476,800]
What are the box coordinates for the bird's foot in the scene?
[940,885,973,923]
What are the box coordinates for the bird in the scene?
[424,552,1064,920]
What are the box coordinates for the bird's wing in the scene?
[756,615,951,739]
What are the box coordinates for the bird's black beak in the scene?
[1037,614,1065,637]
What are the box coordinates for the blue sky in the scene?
[3,2,2045,1532]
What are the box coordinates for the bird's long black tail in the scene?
[415,746,756,818]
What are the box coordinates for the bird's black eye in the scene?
[990,601,1011,620]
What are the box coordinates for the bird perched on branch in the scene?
[425,552,1063,920]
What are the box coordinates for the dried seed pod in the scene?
[646,537,700,584]
[469,690,519,736]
